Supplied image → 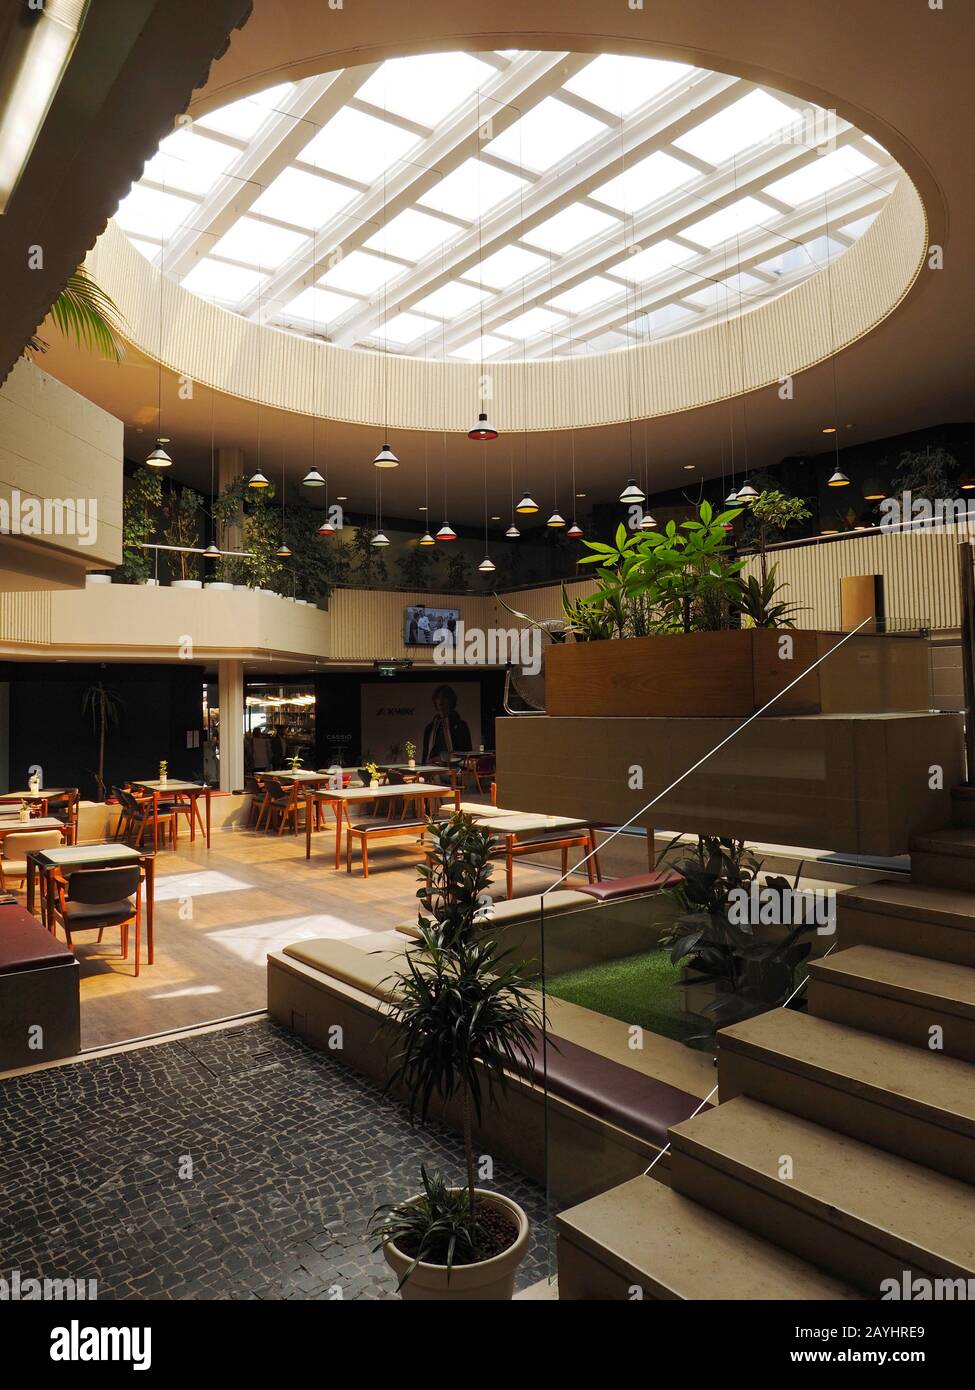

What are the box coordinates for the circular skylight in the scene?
[116,50,900,361]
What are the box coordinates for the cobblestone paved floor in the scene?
[0,1021,554,1300]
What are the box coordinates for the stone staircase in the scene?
[555,791,975,1299]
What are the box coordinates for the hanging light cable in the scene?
[203,382,220,558]
[146,230,172,468]
[478,445,495,571]
[374,159,399,469]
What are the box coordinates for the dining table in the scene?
[0,815,65,843]
[131,779,212,851]
[304,782,460,869]
[26,841,155,963]
[0,790,76,838]
[378,763,459,788]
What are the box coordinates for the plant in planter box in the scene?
[737,564,805,629]
[118,468,163,583]
[161,484,204,581]
[370,813,541,1299]
[659,835,817,1050]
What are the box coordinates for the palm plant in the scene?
[737,564,805,628]
[27,266,125,361]
[81,682,124,801]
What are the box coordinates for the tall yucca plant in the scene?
[27,266,125,361]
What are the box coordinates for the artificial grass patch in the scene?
[546,948,698,1044]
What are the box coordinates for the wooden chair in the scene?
[45,789,80,844]
[117,787,177,849]
[346,816,428,878]
[265,777,304,835]
[468,754,496,794]
[0,828,64,893]
[249,774,270,829]
[50,864,144,976]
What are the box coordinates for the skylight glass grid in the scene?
[249,168,359,230]
[114,185,198,240]
[608,238,697,282]
[680,195,778,249]
[319,249,405,295]
[521,202,619,255]
[449,334,512,361]
[762,147,880,207]
[500,306,568,339]
[561,55,694,116]
[298,106,421,184]
[209,216,308,270]
[419,158,528,220]
[547,276,624,314]
[673,89,800,165]
[142,130,238,197]
[483,97,608,172]
[591,150,700,213]
[411,281,493,317]
[181,259,268,303]
[278,286,360,324]
[363,207,457,260]
[194,83,295,140]
[467,245,550,287]
[371,311,440,345]
[355,53,498,128]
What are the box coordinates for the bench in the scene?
[346,818,427,877]
[396,870,683,976]
[0,904,80,1073]
[267,932,712,1204]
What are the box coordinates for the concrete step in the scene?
[951,785,975,829]
[912,828,975,891]
[555,1173,860,1301]
[838,879,975,967]
[717,1008,975,1182]
[808,945,975,1061]
[670,1096,975,1296]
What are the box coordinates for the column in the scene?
[218,658,244,792]
[217,446,246,552]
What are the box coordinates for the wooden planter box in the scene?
[544,629,930,719]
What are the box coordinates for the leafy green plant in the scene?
[737,564,805,628]
[371,813,541,1283]
[742,488,811,583]
[213,477,283,590]
[350,525,389,587]
[659,835,816,1049]
[891,445,958,502]
[27,266,125,361]
[444,549,473,592]
[416,812,498,946]
[118,469,163,583]
[161,484,203,580]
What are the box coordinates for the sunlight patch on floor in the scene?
[208,914,372,965]
[153,870,255,900]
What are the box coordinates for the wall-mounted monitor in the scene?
[404,605,460,647]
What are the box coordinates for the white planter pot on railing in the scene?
[171,579,203,589]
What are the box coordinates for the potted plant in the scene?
[162,484,204,587]
[659,835,818,1049]
[365,760,380,789]
[287,751,303,772]
[405,740,417,770]
[117,469,163,584]
[370,813,541,1299]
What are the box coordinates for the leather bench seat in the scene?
[348,818,426,833]
[396,889,592,938]
[275,936,707,1153]
[0,905,74,973]
[576,869,682,901]
[517,1028,709,1151]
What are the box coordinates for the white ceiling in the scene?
[115,49,899,364]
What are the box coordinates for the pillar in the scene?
[218,658,244,792]
[217,446,246,552]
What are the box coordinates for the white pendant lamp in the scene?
[248,469,270,489]
[436,523,457,541]
[515,493,538,515]
[318,520,335,538]
[547,510,565,528]
[418,530,436,547]
[478,555,496,573]
[567,522,583,539]
[203,543,221,558]
[468,411,498,441]
[146,438,172,468]
[827,467,850,487]
[505,524,520,538]
[619,478,645,504]
[725,487,739,504]
[371,530,390,547]
[374,443,398,468]
[639,511,657,530]
[302,468,325,486]
[736,479,758,502]
[276,543,292,558]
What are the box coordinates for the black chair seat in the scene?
[63,897,135,927]
[349,819,427,834]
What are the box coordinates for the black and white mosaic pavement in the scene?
[0,1022,554,1300]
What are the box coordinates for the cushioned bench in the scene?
[345,817,427,877]
[0,904,80,1072]
[268,933,713,1204]
[575,868,683,900]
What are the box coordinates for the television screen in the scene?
[404,605,460,647]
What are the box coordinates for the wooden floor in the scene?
[62,822,574,1050]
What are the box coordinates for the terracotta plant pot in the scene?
[383,1190,529,1301]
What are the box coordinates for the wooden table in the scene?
[468,812,597,897]
[132,780,212,851]
[26,842,155,964]
[0,815,65,843]
[379,763,459,788]
[0,791,75,839]
[305,782,460,869]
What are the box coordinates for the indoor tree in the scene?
[891,445,958,502]
[117,468,163,583]
[161,484,204,580]
[213,476,283,590]
[81,681,124,801]
[743,488,812,584]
